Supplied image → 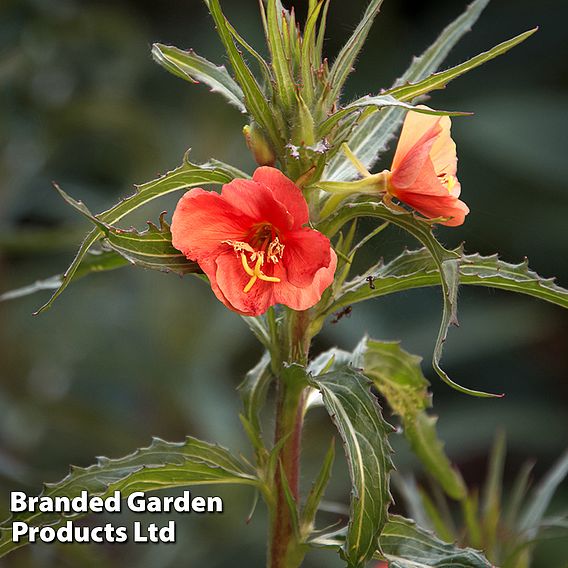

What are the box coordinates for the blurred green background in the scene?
[1,0,567,566]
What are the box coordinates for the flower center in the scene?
[438,172,457,193]
[223,224,285,294]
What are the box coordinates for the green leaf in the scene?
[0,436,259,557]
[318,202,496,397]
[300,0,325,106]
[360,338,466,500]
[53,188,201,276]
[384,28,537,102]
[266,0,296,111]
[331,247,568,312]
[238,352,273,457]
[301,438,335,536]
[101,215,201,276]
[0,249,128,303]
[34,154,238,314]
[325,0,385,106]
[310,515,492,567]
[309,367,394,567]
[319,95,469,139]
[204,0,283,151]
[518,449,568,538]
[481,431,506,557]
[325,0,490,181]
[151,43,246,112]
[315,0,330,70]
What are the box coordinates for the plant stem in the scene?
[269,380,306,568]
[268,310,312,568]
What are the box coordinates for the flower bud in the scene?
[243,123,276,167]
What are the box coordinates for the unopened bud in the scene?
[243,123,276,167]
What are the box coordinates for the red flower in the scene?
[387,110,469,226]
[171,167,337,316]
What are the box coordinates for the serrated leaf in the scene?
[331,247,568,311]
[53,188,201,276]
[325,0,385,106]
[0,249,128,303]
[152,43,245,112]
[360,338,466,500]
[0,436,258,557]
[318,202,495,397]
[318,95,468,138]
[325,0,489,181]
[384,28,537,102]
[204,0,283,151]
[310,515,492,567]
[102,216,201,275]
[309,367,394,567]
[34,154,238,314]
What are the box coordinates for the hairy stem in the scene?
[268,309,312,568]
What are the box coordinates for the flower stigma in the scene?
[223,226,285,293]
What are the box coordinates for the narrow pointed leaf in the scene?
[152,43,246,112]
[309,367,394,567]
[34,155,238,313]
[318,202,497,397]
[325,0,490,181]
[300,0,324,105]
[52,189,201,276]
[518,450,568,537]
[301,438,335,535]
[266,0,296,110]
[204,0,282,149]
[0,437,258,557]
[330,247,568,311]
[310,515,492,567]
[238,352,273,456]
[360,338,466,500]
[326,0,385,105]
[385,28,536,102]
[0,250,128,303]
[319,96,468,138]
[315,0,330,70]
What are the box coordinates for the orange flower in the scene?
[171,167,336,316]
[387,111,469,226]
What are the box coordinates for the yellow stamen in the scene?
[225,236,284,293]
[241,252,255,277]
[447,175,457,192]
[242,253,280,293]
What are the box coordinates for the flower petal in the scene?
[221,177,293,231]
[396,191,469,226]
[391,120,442,189]
[429,115,458,180]
[253,167,309,228]
[274,249,337,311]
[196,255,249,316]
[171,188,250,262]
[214,250,275,316]
[282,227,332,287]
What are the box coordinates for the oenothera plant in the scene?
[1,1,566,567]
